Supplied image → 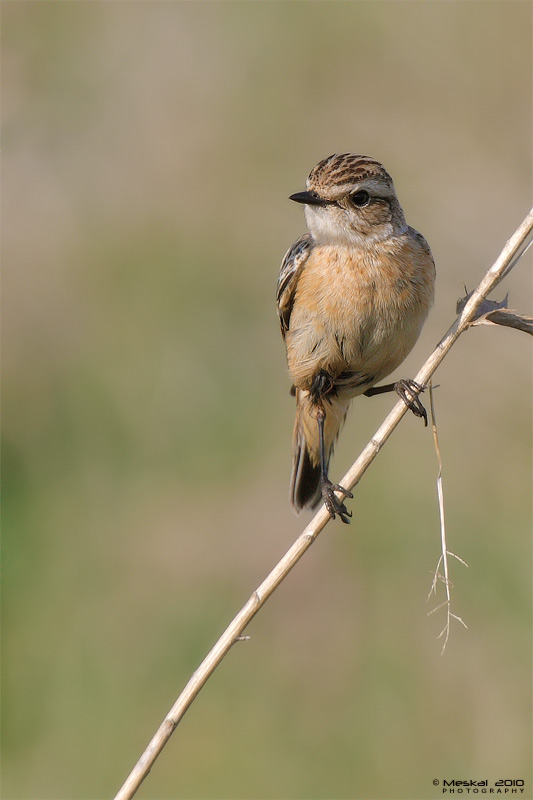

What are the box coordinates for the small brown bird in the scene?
[277,154,435,522]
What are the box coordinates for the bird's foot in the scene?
[310,370,336,403]
[395,379,427,426]
[321,478,353,524]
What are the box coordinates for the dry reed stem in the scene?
[114,207,533,800]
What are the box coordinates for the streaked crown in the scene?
[307,153,394,200]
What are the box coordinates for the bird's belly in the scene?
[286,253,428,392]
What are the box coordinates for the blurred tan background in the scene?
[2,3,532,799]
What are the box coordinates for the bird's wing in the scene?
[408,226,435,264]
[276,233,313,339]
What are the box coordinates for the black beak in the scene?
[289,191,329,207]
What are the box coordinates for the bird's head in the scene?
[290,153,407,246]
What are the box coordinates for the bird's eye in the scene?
[350,190,370,207]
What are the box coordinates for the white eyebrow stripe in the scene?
[325,178,395,202]
[349,178,395,197]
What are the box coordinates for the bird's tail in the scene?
[290,388,350,512]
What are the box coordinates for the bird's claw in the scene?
[321,479,353,524]
[395,379,428,426]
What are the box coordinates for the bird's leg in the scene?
[316,405,353,524]
[364,379,428,426]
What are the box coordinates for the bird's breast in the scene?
[286,239,434,391]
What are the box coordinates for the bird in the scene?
[277,153,435,523]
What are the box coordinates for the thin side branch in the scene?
[114,208,533,800]
[426,381,468,654]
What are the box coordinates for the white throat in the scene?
[304,205,403,247]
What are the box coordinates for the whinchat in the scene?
[277,154,435,523]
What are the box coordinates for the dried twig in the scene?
[456,291,533,334]
[114,208,533,800]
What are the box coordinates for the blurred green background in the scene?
[2,2,531,799]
